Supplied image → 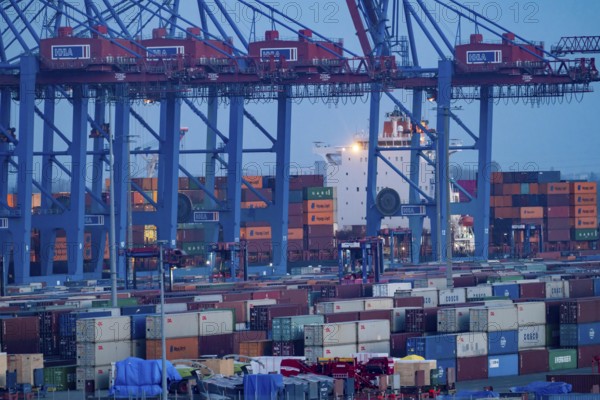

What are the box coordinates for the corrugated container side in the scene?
[391,307,419,333]
[548,348,578,371]
[304,322,357,346]
[146,313,199,339]
[519,348,549,374]
[487,354,518,378]
[357,341,391,354]
[407,335,457,360]
[438,288,467,306]
[363,298,394,310]
[402,289,438,308]
[304,344,358,363]
[466,285,492,300]
[457,356,488,381]
[75,365,111,391]
[76,341,132,366]
[437,307,470,333]
[517,324,546,349]
[357,320,390,343]
[578,344,600,367]
[315,299,364,314]
[545,281,565,298]
[470,306,518,332]
[560,322,600,346]
[76,316,131,343]
[456,332,488,358]
[492,284,520,300]
[373,283,412,297]
[516,302,546,326]
[146,337,199,360]
[390,332,421,358]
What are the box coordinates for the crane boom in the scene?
[552,36,600,55]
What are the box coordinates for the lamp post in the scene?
[157,239,168,400]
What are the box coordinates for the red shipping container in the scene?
[279,289,309,305]
[323,312,360,323]
[2,316,40,354]
[453,275,476,288]
[215,301,247,324]
[394,296,425,308]
[405,308,438,333]
[547,206,571,218]
[547,195,570,206]
[457,356,488,381]
[390,332,421,358]
[546,229,571,242]
[359,309,392,323]
[519,282,545,299]
[569,279,594,298]
[577,344,600,367]
[519,348,549,374]
[288,203,303,216]
[546,218,572,230]
[560,298,600,324]
[288,215,303,228]
[222,292,252,302]
[252,290,282,300]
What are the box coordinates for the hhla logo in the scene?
[590,328,596,340]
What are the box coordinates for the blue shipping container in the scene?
[488,353,519,378]
[435,358,457,385]
[594,278,600,297]
[492,284,520,300]
[560,322,600,346]
[130,314,148,340]
[407,335,457,360]
[487,330,519,355]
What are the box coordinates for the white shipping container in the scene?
[563,281,570,298]
[364,298,394,310]
[357,341,391,354]
[409,288,439,308]
[76,341,132,366]
[466,285,492,300]
[518,325,546,349]
[437,307,471,333]
[246,299,277,321]
[304,344,358,363]
[357,320,391,342]
[545,281,565,299]
[199,309,234,336]
[155,303,187,314]
[456,332,488,358]
[315,299,364,314]
[470,306,518,332]
[438,288,467,306]
[373,283,412,297]
[76,365,111,390]
[427,278,447,290]
[146,313,199,339]
[193,294,223,303]
[81,307,121,316]
[304,322,358,346]
[76,316,131,343]
[391,307,420,333]
[516,302,546,326]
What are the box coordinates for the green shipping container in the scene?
[520,183,530,194]
[548,348,577,371]
[303,187,333,200]
[572,228,599,241]
[545,324,560,348]
[43,365,77,391]
[92,297,138,308]
[183,242,205,256]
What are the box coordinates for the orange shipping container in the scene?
[239,340,272,357]
[7,194,15,207]
[31,193,41,208]
[303,200,335,213]
[243,176,263,189]
[545,182,570,195]
[494,207,519,219]
[571,193,597,205]
[573,217,597,229]
[288,228,303,240]
[571,205,598,217]
[520,207,544,219]
[571,181,597,194]
[240,226,271,240]
[529,183,539,195]
[491,172,503,184]
[146,337,199,360]
[241,201,267,209]
[304,211,335,225]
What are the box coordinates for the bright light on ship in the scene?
[352,143,360,152]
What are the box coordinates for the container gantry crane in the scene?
[0,1,597,286]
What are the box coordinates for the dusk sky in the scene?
[172,1,600,179]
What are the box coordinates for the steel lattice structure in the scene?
[0,0,598,284]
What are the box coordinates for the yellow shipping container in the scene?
[240,226,271,240]
[243,176,263,189]
[304,211,335,225]
[288,228,303,240]
[520,207,543,219]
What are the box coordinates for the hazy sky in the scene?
[171,1,600,179]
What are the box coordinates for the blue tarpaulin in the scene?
[510,381,572,396]
[437,390,499,399]
[243,374,284,400]
[109,357,182,398]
